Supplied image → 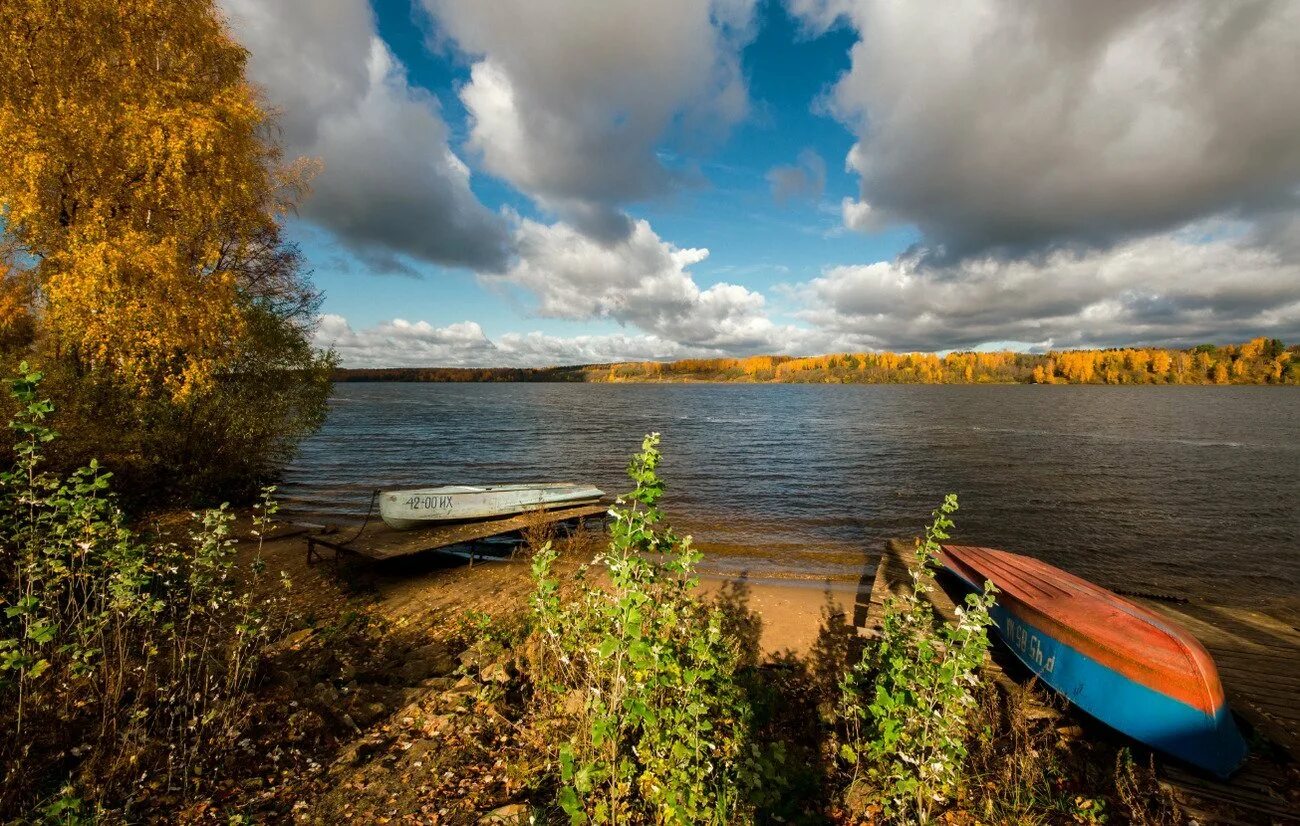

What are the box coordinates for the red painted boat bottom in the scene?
[940,545,1226,715]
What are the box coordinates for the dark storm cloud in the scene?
[810,0,1300,257]
[220,0,510,272]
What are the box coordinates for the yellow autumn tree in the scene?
[1192,350,1213,381]
[0,0,315,398]
[0,244,35,353]
[1150,350,1172,381]
[0,0,331,497]
[1269,357,1285,382]
[1238,338,1267,361]
[741,355,775,377]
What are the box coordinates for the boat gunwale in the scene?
[382,482,603,496]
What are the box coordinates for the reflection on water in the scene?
[282,383,1300,610]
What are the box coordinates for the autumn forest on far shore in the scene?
[337,337,1299,386]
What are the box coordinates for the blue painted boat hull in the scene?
[944,570,1248,778]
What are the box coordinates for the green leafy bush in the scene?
[26,319,334,505]
[837,494,997,822]
[529,433,761,824]
[0,364,287,818]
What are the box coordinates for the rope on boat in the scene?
[336,488,381,548]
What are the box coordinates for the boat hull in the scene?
[379,483,604,530]
[940,546,1247,778]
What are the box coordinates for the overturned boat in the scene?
[939,544,1248,779]
[379,482,605,530]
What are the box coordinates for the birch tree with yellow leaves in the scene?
[0,0,331,497]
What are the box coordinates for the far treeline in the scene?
[338,338,1299,386]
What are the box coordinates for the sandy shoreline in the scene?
[697,575,864,655]
[249,519,872,658]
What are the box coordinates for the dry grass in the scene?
[957,680,1186,825]
[1113,751,1185,826]
[519,509,606,563]
[965,681,1074,820]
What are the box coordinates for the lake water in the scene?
[281,383,1300,612]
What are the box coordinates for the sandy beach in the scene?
[253,519,871,659]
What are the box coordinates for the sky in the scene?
[217,0,1300,368]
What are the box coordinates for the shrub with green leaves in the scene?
[530,433,759,824]
[0,363,287,818]
[837,494,997,822]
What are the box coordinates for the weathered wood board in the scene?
[306,502,609,562]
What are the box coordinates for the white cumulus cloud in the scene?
[492,217,819,352]
[801,222,1300,351]
[316,314,827,369]
[422,0,756,238]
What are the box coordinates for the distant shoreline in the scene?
[334,337,1298,386]
[333,374,1300,386]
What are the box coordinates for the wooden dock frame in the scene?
[305,501,610,566]
[867,540,1300,824]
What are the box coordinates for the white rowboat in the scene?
[378,482,605,530]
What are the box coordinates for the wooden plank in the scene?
[1225,693,1300,720]
[308,502,608,561]
[1214,673,1300,700]
[1208,650,1300,671]
[1162,763,1299,823]
[1222,685,1300,711]
[1208,641,1300,661]
[1223,685,1300,709]
[1216,662,1299,683]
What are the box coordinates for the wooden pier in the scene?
[865,540,1299,824]
[305,502,608,564]
[1139,597,1300,823]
